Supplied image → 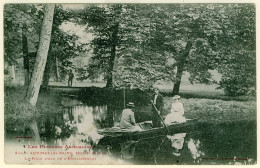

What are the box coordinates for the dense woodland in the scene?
[4,4,256,103]
[4,4,255,99]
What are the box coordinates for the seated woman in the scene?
[165,95,186,126]
[120,102,142,131]
[164,95,186,156]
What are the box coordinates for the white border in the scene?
[1,1,259,168]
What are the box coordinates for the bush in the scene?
[219,77,256,97]
[218,51,256,96]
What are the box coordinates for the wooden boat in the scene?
[97,119,198,146]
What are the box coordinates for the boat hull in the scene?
[97,119,198,146]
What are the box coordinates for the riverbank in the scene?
[4,86,63,134]
[163,97,256,123]
[4,86,256,127]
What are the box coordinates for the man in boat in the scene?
[151,88,164,127]
[120,102,141,131]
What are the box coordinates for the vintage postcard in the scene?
[1,0,258,167]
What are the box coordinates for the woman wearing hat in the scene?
[165,95,187,156]
[165,95,186,125]
[120,102,141,131]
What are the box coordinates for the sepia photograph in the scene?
[3,2,257,165]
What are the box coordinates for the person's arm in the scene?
[180,103,184,115]
[171,103,175,113]
[164,114,170,126]
[130,111,136,125]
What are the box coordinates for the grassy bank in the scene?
[4,86,63,134]
[162,97,256,123]
[5,86,256,130]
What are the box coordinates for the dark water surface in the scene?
[5,96,257,165]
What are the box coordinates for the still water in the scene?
[5,96,257,165]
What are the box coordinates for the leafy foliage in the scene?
[216,4,256,96]
[5,4,255,95]
[218,50,256,96]
[77,4,174,90]
[4,4,43,64]
[4,4,87,83]
[49,5,87,81]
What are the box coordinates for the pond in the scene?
[5,96,257,165]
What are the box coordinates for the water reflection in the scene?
[120,140,139,160]
[167,133,187,156]
[39,104,107,148]
[99,132,205,164]
[187,138,204,162]
[6,98,255,165]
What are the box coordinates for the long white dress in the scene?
[165,102,187,152]
[165,102,186,126]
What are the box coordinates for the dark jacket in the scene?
[152,93,164,112]
[151,93,164,127]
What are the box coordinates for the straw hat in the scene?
[172,95,181,100]
[127,102,135,108]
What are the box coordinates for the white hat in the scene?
[172,95,181,100]
[127,102,135,107]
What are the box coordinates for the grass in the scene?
[4,86,63,134]
[155,83,256,102]
[161,97,256,123]
[5,84,256,131]
[48,81,256,102]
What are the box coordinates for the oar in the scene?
[150,100,169,133]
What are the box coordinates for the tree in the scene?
[4,4,43,86]
[77,4,172,90]
[25,4,55,143]
[26,4,55,105]
[142,4,223,95]
[77,4,255,95]
[112,4,220,92]
[78,4,123,87]
[42,5,86,89]
[112,4,173,90]
[125,4,254,95]
[156,4,255,96]
[216,4,256,96]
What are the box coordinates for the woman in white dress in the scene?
[165,95,186,125]
[164,95,187,156]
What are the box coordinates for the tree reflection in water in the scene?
[36,101,256,165]
[98,132,205,165]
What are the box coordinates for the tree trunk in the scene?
[42,46,52,90]
[26,4,55,106]
[25,4,55,145]
[172,41,193,96]
[22,30,30,86]
[42,56,51,90]
[30,120,41,144]
[172,66,184,96]
[25,4,55,144]
[106,23,119,88]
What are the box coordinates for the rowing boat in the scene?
[97,119,198,146]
